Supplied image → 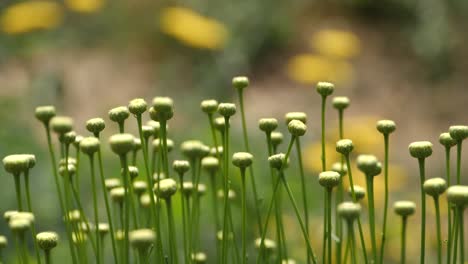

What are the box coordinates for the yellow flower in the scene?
[286,54,353,85]
[311,29,361,59]
[1,1,63,34]
[159,7,228,50]
[65,0,105,13]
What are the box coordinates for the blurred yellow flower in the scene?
[160,7,228,50]
[65,0,105,13]
[286,54,353,85]
[1,1,62,34]
[311,29,361,59]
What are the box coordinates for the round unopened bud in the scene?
[140,194,158,208]
[201,99,219,114]
[154,178,177,199]
[4,210,18,222]
[128,166,139,180]
[214,117,227,132]
[318,171,341,189]
[216,230,233,241]
[9,218,30,232]
[146,121,160,136]
[133,138,142,151]
[271,132,283,147]
[217,189,236,200]
[356,155,381,177]
[409,141,433,159]
[115,230,125,241]
[447,185,468,207]
[10,212,35,223]
[150,97,174,121]
[376,120,396,134]
[73,135,83,148]
[80,137,100,155]
[449,126,468,141]
[0,236,7,248]
[394,201,416,217]
[133,181,148,196]
[210,146,223,156]
[336,139,354,155]
[98,223,109,235]
[24,154,36,169]
[110,187,125,204]
[282,259,297,264]
[128,98,148,115]
[3,154,30,175]
[332,96,350,110]
[181,181,194,197]
[67,210,81,222]
[129,229,155,250]
[59,163,76,177]
[181,140,207,159]
[269,153,286,170]
[35,106,56,124]
[331,162,347,176]
[153,173,166,182]
[173,160,190,175]
[192,252,207,263]
[348,185,365,201]
[254,238,276,251]
[62,131,77,145]
[259,118,278,133]
[197,184,207,196]
[217,103,236,117]
[108,106,130,124]
[232,152,253,169]
[288,120,306,136]
[316,82,334,97]
[439,133,456,148]
[37,232,58,251]
[201,157,219,172]
[285,112,307,125]
[423,178,447,197]
[86,118,105,135]
[105,178,121,191]
[142,126,154,140]
[109,134,135,155]
[232,76,249,90]
[51,116,73,134]
[166,139,175,152]
[337,202,361,221]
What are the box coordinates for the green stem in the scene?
[24,170,43,264]
[118,122,124,133]
[209,172,221,262]
[434,197,442,264]
[446,147,452,264]
[88,156,102,264]
[13,174,22,211]
[185,195,193,264]
[452,207,459,264]
[459,207,464,264]
[20,233,29,264]
[178,173,190,263]
[240,168,247,264]
[295,138,310,263]
[343,230,350,264]
[401,216,407,264]
[14,233,21,264]
[74,148,81,199]
[379,134,389,264]
[190,159,202,253]
[166,198,179,264]
[70,183,97,255]
[456,141,462,184]
[327,189,332,264]
[221,116,231,264]
[321,96,327,171]
[45,250,51,264]
[418,158,426,264]
[119,155,130,264]
[238,89,263,234]
[322,191,327,264]
[366,176,377,263]
[348,221,357,264]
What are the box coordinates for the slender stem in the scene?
[45,250,51,264]
[63,145,79,264]
[20,233,29,264]
[221,116,231,264]
[366,176,378,263]
[343,230,350,264]
[322,191,327,264]
[227,205,242,264]
[240,168,247,264]
[24,170,43,264]
[190,159,202,253]
[185,195,193,264]
[459,207,464,264]
[327,189,332,264]
[348,221,357,264]
[119,155,130,264]
[70,184,97,255]
[379,134,389,264]
[13,174,23,211]
[88,156,102,264]
[434,197,442,264]
[446,147,453,264]
[456,141,462,184]
[75,148,81,199]
[401,216,407,264]
[209,172,221,262]
[321,96,327,171]
[166,199,179,264]
[452,207,459,264]
[295,138,310,263]
[418,158,426,264]
[14,233,21,264]
[178,174,190,263]
[118,122,124,133]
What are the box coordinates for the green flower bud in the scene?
[128,98,148,115]
[110,187,125,204]
[409,141,433,159]
[105,178,121,191]
[337,202,361,221]
[331,162,347,176]
[197,184,207,196]
[128,166,139,180]
[114,230,124,241]
[282,259,297,264]
[217,189,236,200]
[356,155,381,177]
[150,97,174,121]
[73,135,83,149]
[72,232,87,244]
[35,106,56,124]
[130,229,155,250]
[181,140,207,159]
[142,126,154,140]
[271,132,283,148]
[50,116,73,135]
[154,178,178,199]
[216,230,233,241]
[146,121,160,137]
[133,138,142,151]
[109,134,135,155]
[447,185,468,207]
[259,118,278,133]
[62,131,77,145]
[9,218,30,232]
[348,185,365,201]
[316,82,334,97]
[232,76,249,90]
[108,106,130,124]
[254,238,276,251]
[449,125,468,141]
[214,117,227,132]
[201,99,219,114]
[10,212,35,223]
[79,222,95,233]
[287,120,306,136]
[394,201,416,217]
[423,178,447,197]
[153,173,166,182]
[439,133,456,148]
[332,96,350,110]
[268,153,287,170]
[318,171,340,189]
[167,139,175,152]
[336,139,354,155]
[181,181,194,197]
[80,137,100,155]
[3,154,30,175]
[376,120,396,135]
[98,223,109,235]
[59,158,76,167]
[217,103,236,117]
[4,210,18,222]
[67,210,81,222]
[140,193,158,208]
[232,152,253,169]
[192,252,207,264]
[36,232,59,251]
[285,112,307,125]
[210,146,223,156]
[0,236,7,248]
[173,160,190,175]
[85,118,105,136]
[133,181,148,196]
[201,157,219,173]
[59,163,76,177]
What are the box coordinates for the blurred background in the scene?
[1,0,468,263]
